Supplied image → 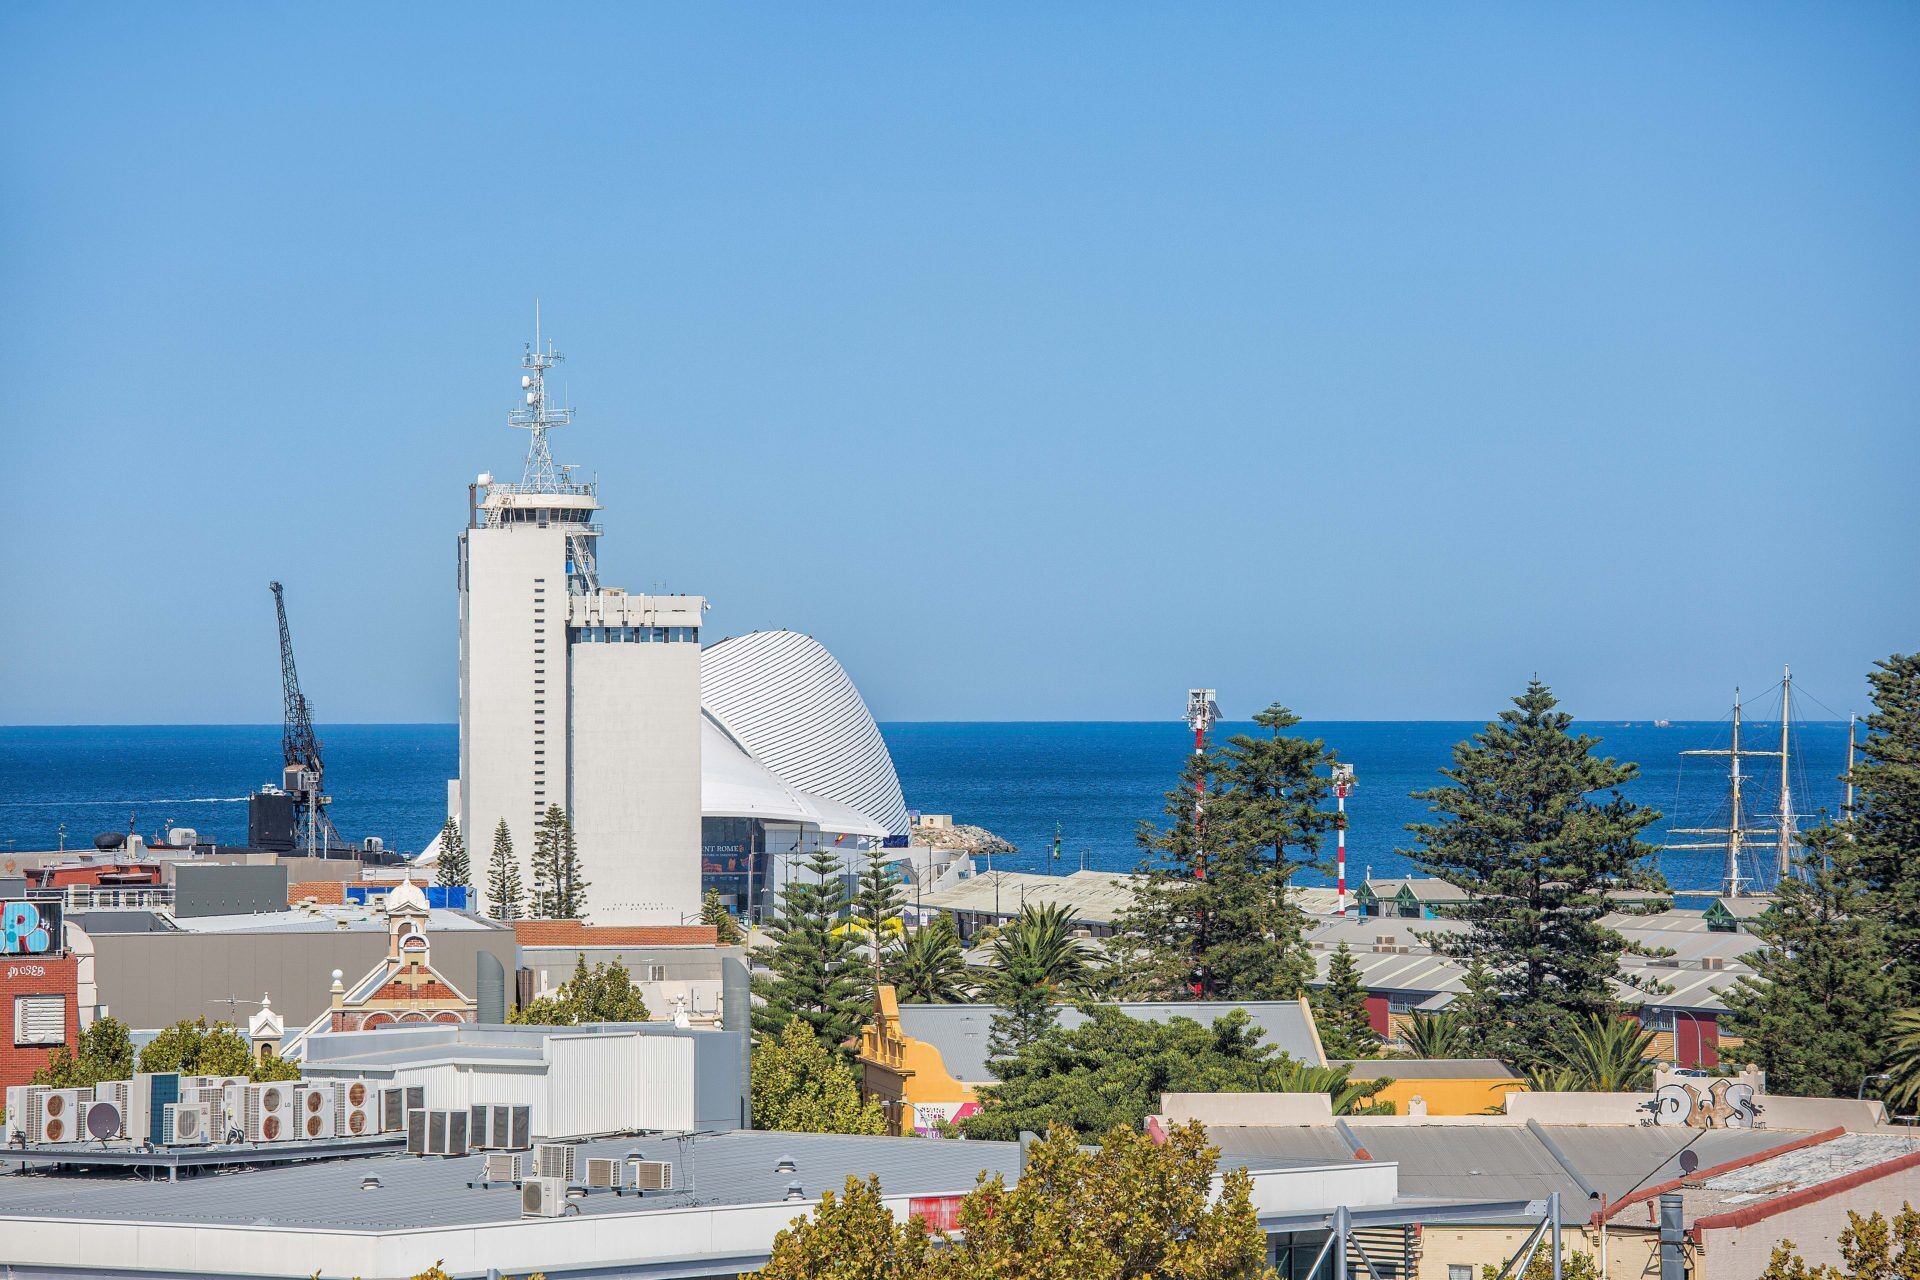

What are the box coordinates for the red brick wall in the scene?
[0,954,80,1090]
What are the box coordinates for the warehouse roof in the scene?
[0,1130,1022,1230]
[170,905,499,933]
[1591,1130,1920,1234]
[1330,1059,1519,1080]
[916,869,1138,925]
[513,921,720,947]
[1208,1123,1808,1223]
[896,998,1324,1084]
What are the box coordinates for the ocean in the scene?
[0,720,1855,898]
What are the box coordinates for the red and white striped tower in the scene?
[1331,762,1356,915]
[1185,689,1220,880]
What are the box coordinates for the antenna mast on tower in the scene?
[1185,689,1220,881]
[512,302,573,493]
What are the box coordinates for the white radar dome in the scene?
[521,375,532,388]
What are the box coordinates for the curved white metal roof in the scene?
[700,711,889,838]
[700,630,910,837]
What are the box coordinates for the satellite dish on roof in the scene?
[1678,1149,1700,1175]
[84,1102,122,1142]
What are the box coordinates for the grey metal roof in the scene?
[1207,1124,1814,1223]
[895,999,1324,1084]
[917,870,1138,925]
[171,906,497,933]
[0,1130,1025,1232]
[65,909,177,934]
[1329,1059,1519,1080]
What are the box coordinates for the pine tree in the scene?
[851,857,906,998]
[1403,680,1666,1065]
[1841,653,1920,1006]
[1451,960,1511,1060]
[485,819,524,921]
[1311,943,1380,1059]
[700,887,745,944]
[1122,705,1337,1000]
[551,806,588,920]
[434,817,470,891]
[751,848,867,1051]
[1722,857,1894,1097]
[530,805,563,918]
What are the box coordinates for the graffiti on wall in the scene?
[1647,1078,1759,1128]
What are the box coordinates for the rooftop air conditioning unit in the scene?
[411,1108,469,1157]
[521,1175,568,1218]
[629,1159,674,1192]
[241,1083,295,1142]
[298,1083,337,1140]
[381,1086,425,1133]
[30,1088,93,1144]
[584,1156,624,1191]
[471,1104,531,1151]
[161,1102,211,1146]
[484,1152,523,1185]
[128,1073,180,1147]
[4,1087,38,1143]
[338,1080,375,1137]
[184,1085,228,1137]
[532,1142,577,1182]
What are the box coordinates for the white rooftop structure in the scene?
[701,629,910,838]
[700,711,887,838]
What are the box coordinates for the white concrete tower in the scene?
[456,321,705,923]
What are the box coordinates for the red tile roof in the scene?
[512,921,718,947]
[288,880,347,906]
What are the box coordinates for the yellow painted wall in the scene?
[1359,1076,1528,1116]
[856,985,978,1134]
[1415,1224,1656,1280]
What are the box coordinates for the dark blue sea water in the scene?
[0,721,1854,898]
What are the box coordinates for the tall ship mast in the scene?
[1662,666,1802,897]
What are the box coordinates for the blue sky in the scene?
[2,4,1915,724]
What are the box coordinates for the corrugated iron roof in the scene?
[512,921,720,947]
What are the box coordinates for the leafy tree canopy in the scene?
[751,1017,889,1135]
[759,1121,1276,1280]
[962,1006,1383,1141]
[511,954,650,1025]
[137,1018,255,1078]
[32,1015,134,1088]
[1757,1205,1920,1280]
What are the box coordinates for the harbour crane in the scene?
[270,581,341,854]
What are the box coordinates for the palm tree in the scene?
[1886,1009,1920,1109]
[1261,1059,1388,1115]
[988,902,1094,996]
[888,916,970,1003]
[1400,1010,1468,1059]
[1546,1013,1658,1091]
